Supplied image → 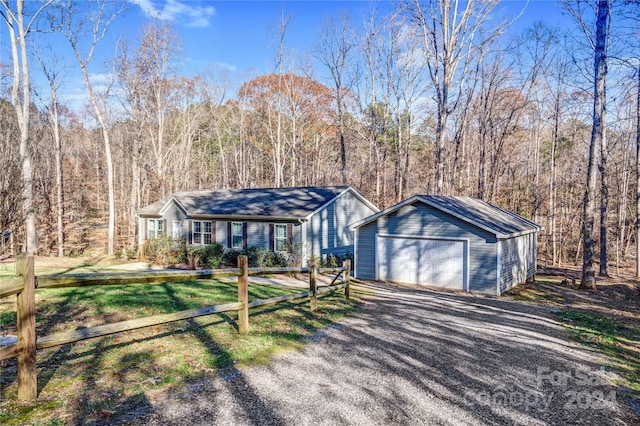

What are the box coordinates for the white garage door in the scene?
[377,236,465,290]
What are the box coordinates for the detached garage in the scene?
[353,196,542,295]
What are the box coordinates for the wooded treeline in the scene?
[1,0,639,278]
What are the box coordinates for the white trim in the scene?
[304,186,380,221]
[301,220,308,266]
[353,227,358,278]
[172,220,181,239]
[191,220,213,246]
[159,196,189,216]
[274,224,288,252]
[231,221,243,249]
[374,232,379,281]
[496,241,502,296]
[375,233,469,291]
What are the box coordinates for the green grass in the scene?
[0,278,360,424]
[555,310,640,396]
[506,278,565,305]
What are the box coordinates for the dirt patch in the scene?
[506,267,640,401]
[508,267,640,320]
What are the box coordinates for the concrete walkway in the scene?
[121,283,638,425]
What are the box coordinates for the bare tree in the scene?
[53,0,125,255]
[35,46,66,257]
[402,0,502,195]
[317,13,354,185]
[1,0,52,255]
[563,0,611,289]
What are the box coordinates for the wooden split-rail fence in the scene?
[0,254,351,401]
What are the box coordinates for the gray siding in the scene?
[356,202,499,294]
[140,202,187,244]
[207,219,302,251]
[308,190,377,259]
[499,232,537,293]
[163,204,188,239]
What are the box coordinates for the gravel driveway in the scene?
[120,283,638,425]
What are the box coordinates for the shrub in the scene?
[201,243,225,268]
[149,237,186,266]
[318,251,353,268]
[224,246,291,268]
[126,248,138,260]
[224,249,241,267]
[186,247,202,269]
[271,251,290,267]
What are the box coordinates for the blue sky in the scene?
[129,0,571,76]
[0,0,575,110]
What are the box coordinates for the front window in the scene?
[148,219,163,239]
[232,222,243,248]
[192,220,213,245]
[275,224,287,252]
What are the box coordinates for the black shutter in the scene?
[212,221,216,243]
[286,223,293,253]
[227,221,232,248]
[188,220,192,245]
[163,219,168,238]
[242,222,248,249]
[269,224,274,251]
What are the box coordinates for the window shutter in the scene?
[212,221,216,243]
[227,222,232,248]
[163,219,168,237]
[269,224,274,251]
[188,220,192,245]
[286,223,293,253]
[242,222,248,249]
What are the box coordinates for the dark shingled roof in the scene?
[138,186,351,219]
[353,195,541,238]
[418,196,541,237]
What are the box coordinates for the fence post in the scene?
[237,255,249,333]
[16,253,37,400]
[343,259,351,300]
[309,259,318,311]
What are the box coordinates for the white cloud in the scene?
[133,0,216,28]
[88,72,114,85]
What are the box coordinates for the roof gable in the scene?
[138,186,366,220]
[353,195,541,239]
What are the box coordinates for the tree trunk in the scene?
[2,0,46,255]
[581,0,609,290]
[52,98,64,257]
[77,63,116,255]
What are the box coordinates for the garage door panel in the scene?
[377,236,465,290]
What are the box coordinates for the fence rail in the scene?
[0,254,350,401]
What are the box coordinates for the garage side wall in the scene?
[498,232,537,293]
[356,202,499,293]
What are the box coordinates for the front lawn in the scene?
[0,270,359,424]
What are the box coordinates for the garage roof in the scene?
[353,195,542,239]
